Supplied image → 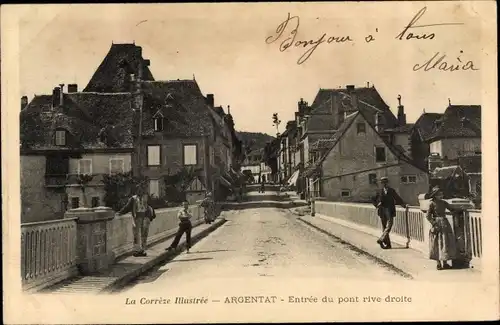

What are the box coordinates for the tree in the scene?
[272,113,281,136]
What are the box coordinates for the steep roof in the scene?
[20,92,134,150]
[310,138,337,152]
[426,105,481,141]
[308,86,399,129]
[412,113,443,140]
[385,123,415,134]
[84,43,155,93]
[304,112,358,176]
[141,80,213,137]
[304,109,424,178]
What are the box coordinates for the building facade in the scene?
[308,111,429,205]
[20,83,135,222]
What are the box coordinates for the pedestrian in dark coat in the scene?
[372,177,408,249]
[166,201,193,253]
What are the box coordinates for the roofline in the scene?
[314,112,360,167]
[358,109,428,171]
[425,134,482,142]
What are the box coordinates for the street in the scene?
[119,207,406,294]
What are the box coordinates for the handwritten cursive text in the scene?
[396,7,464,41]
[413,51,479,72]
[265,13,353,65]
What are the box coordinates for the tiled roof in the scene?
[20,92,134,150]
[305,109,425,178]
[310,138,337,152]
[308,86,399,129]
[304,112,359,176]
[385,123,415,133]
[141,80,213,137]
[413,113,442,140]
[84,43,155,93]
[426,105,481,141]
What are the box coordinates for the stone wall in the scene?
[109,204,205,258]
[21,155,65,223]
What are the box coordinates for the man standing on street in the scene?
[200,191,215,224]
[372,177,408,249]
[117,185,154,257]
[166,201,193,253]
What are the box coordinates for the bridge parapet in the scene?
[21,218,78,292]
[314,201,482,269]
[21,204,206,291]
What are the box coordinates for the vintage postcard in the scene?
[2,1,498,323]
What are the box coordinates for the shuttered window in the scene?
[147,145,161,166]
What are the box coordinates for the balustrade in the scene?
[21,218,78,291]
[315,201,482,267]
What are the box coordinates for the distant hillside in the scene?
[237,131,275,153]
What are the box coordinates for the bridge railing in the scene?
[21,218,79,291]
[20,204,206,291]
[314,200,482,268]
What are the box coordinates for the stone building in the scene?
[305,109,429,205]
[20,85,135,222]
[20,43,243,222]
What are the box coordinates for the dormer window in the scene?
[55,129,67,146]
[153,110,164,132]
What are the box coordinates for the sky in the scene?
[16,2,489,136]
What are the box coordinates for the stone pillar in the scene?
[452,210,472,268]
[65,207,116,275]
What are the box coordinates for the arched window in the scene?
[54,128,67,146]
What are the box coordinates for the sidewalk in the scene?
[44,217,226,294]
[295,212,481,282]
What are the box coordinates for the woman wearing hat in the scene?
[426,186,457,270]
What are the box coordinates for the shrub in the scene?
[102,172,147,211]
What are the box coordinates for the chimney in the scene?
[59,84,65,106]
[375,112,385,133]
[68,84,78,93]
[298,98,307,115]
[346,85,358,110]
[228,105,231,115]
[206,94,214,108]
[397,94,406,125]
[21,96,28,110]
[52,87,61,108]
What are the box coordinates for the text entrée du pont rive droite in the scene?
[126,295,412,305]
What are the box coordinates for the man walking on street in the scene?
[372,177,408,249]
[117,186,155,257]
[166,201,193,253]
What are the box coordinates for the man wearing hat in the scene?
[117,184,155,257]
[372,176,408,249]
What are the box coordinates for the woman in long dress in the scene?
[426,186,457,270]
